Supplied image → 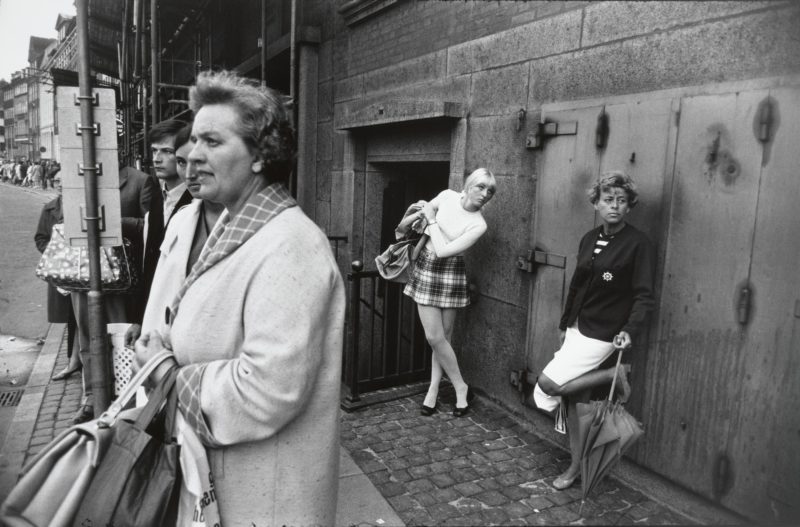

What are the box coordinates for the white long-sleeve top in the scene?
[424,189,487,258]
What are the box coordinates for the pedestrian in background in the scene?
[533,171,656,490]
[402,168,497,417]
[33,174,79,379]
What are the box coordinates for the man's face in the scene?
[151,137,178,185]
[175,140,194,184]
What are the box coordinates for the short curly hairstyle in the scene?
[189,70,295,183]
[587,171,639,208]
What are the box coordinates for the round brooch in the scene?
[602,271,613,281]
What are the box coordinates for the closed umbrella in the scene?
[575,347,644,502]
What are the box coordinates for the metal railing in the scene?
[343,261,430,404]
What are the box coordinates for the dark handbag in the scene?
[35,223,139,293]
[0,351,176,527]
[73,368,181,527]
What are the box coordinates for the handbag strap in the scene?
[607,346,625,402]
[97,350,175,427]
[132,366,179,431]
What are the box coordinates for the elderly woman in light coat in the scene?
[133,70,345,526]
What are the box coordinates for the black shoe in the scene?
[420,403,437,416]
[452,404,470,418]
[71,405,94,425]
[453,386,475,417]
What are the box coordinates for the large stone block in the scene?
[317,121,333,162]
[318,39,334,82]
[447,10,581,75]
[316,162,332,202]
[318,79,333,123]
[363,51,447,94]
[334,74,364,103]
[471,63,531,117]
[452,297,529,410]
[582,0,781,48]
[464,116,536,176]
[528,6,800,104]
[464,173,537,308]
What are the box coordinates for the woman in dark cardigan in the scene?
[33,174,79,380]
[533,171,656,490]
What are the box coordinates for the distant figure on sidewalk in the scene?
[33,174,79,380]
[533,171,656,491]
[401,168,497,418]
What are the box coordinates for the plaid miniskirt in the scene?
[403,247,469,308]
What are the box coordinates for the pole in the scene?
[150,0,159,126]
[289,0,298,196]
[75,0,112,412]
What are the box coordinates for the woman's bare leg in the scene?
[558,389,591,484]
[538,364,630,402]
[418,305,469,407]
[422,308,458,407]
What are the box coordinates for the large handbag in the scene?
[35,223,138,293]
[73,368,181,527]
[0,351,178,527]
[375,235,428,283]
[376,202,430,282]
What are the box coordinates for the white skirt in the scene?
[533,324,616,412]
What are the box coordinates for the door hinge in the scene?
[517,249,567,273]
[526,121,578,149]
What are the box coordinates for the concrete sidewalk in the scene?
[0,323,403,526]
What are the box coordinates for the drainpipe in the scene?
[140,0,149,164]
[289,0,298,196]
[121,0,132,163]
[75,0,112,412]
[261,0,267,85]
[150,0,159,126]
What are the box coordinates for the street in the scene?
[0,182,54,449]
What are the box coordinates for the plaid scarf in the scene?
[166,183,296,326]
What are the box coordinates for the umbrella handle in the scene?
[607,347,625,402]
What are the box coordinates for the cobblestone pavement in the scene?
[25,331,82,463]
[341,392,693,526]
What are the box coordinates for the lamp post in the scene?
[75,0,112,412]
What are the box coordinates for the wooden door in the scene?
[638,89,770,511]
[524,106,602,376]
[727,87,800,521]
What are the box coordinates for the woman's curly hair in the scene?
[587,170,639,208]
[189,70,296,183]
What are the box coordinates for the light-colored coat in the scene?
[141,199,202,335]
[170,206,345,526]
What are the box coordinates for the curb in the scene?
[0,323,64,501]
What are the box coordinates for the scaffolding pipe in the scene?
[75,0,112,412]
[289,0,298,196]
[261,0,267,85]
[140,0,149,163]
[133,0,142,80]
[121,0,133,162]
[150,0,159,125]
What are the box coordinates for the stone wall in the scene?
[308,0,800,412]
